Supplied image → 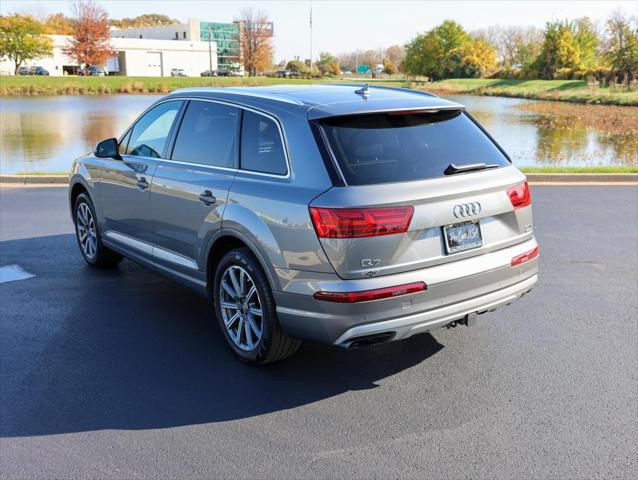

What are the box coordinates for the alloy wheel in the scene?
[219,265,263,351]
[76,202,97,259]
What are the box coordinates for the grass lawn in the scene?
[423,78,638,106]
[2,75,636,106]
[0,75,397,96]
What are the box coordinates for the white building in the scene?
[111,18,200,42]
[0,34,217,77]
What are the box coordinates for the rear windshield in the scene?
[319,110,510,185]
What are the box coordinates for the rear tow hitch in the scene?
[447,312,478,329]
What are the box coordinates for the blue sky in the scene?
[2,0,636,61]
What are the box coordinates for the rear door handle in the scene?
[136,177,149,190]
[199,190,216,206]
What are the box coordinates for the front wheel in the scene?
[73,193,123,268]
[213,248,301,365]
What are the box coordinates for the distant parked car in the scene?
[219,69,243,77]
[17,66,29,75]
[77,65,107,76]
[200,70,218,77]
[89,65,107,76]
[171,68,187,77]
[274,70,300,78]
[29,66,49,76]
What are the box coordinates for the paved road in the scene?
[1,185,636,479]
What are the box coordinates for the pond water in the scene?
[1,93,636,174]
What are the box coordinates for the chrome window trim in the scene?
[158,158,238,174]
[165,96,292,179]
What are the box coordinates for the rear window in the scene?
[319,110,510,185]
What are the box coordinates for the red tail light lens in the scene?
[313,282,426,303]
[309,206,414,238]
[507,181,531,209]
[511,246,539,266]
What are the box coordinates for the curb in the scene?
[1,175,69,185]
[1,173,637,185]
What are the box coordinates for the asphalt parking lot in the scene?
[1,184,636,479]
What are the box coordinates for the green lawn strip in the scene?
[424,78,638,106]
[0,76,393,96]
[2,76,636,105]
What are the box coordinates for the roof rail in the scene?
[326,83,438,98]
[168,87,304,105]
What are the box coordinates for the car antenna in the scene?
[354,84,370,99]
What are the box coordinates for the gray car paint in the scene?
[69,85,538,345]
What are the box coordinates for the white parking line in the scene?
[0,264,35,283]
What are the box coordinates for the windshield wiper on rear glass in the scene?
[444,163,500,175]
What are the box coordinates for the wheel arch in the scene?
[69,181,88,208]
[205,229,280,297]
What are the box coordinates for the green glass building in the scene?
[200,22,240,70]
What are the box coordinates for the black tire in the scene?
[73,193,123,268]
[213,248,301,365]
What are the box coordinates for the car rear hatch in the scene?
[309,108,533,280]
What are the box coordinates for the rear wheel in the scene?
[73,193,123,268]
[213,248,301,365]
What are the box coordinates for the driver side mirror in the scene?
[95,138,121,159]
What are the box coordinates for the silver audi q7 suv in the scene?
[69,85,538,364]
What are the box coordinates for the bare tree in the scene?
[472,25,542,68]
[237,8,274,76]
[385,44,405,69]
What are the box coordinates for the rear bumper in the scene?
[335,274,536,346]
[274,237,538,345]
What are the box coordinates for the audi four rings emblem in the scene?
[453,202,482,218]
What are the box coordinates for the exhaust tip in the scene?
[346,332,395,349]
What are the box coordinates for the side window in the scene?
[126,101,182,158]
[118,130,131,153]
[171,101,240,168]
[240,111,288,175]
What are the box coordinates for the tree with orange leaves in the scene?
[238,8,274,76]
[64,1,113,70]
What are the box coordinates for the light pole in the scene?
[208,25,213,75]
[309,4,313,72]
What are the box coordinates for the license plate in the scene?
[443,220,483,254]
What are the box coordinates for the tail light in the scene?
[511,246,539,266]
[507,181,531,209]
[309,206,414,238]
[313,282,426,303]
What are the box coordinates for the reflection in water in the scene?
[534,125,590,165]
[81,112,121,150]
[1,112,66,169]
[0,94,636,173]
[516,102,638,166]
[444,94,637,167]
[1,96,156,173]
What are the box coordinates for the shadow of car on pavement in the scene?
[0,234,444,437]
